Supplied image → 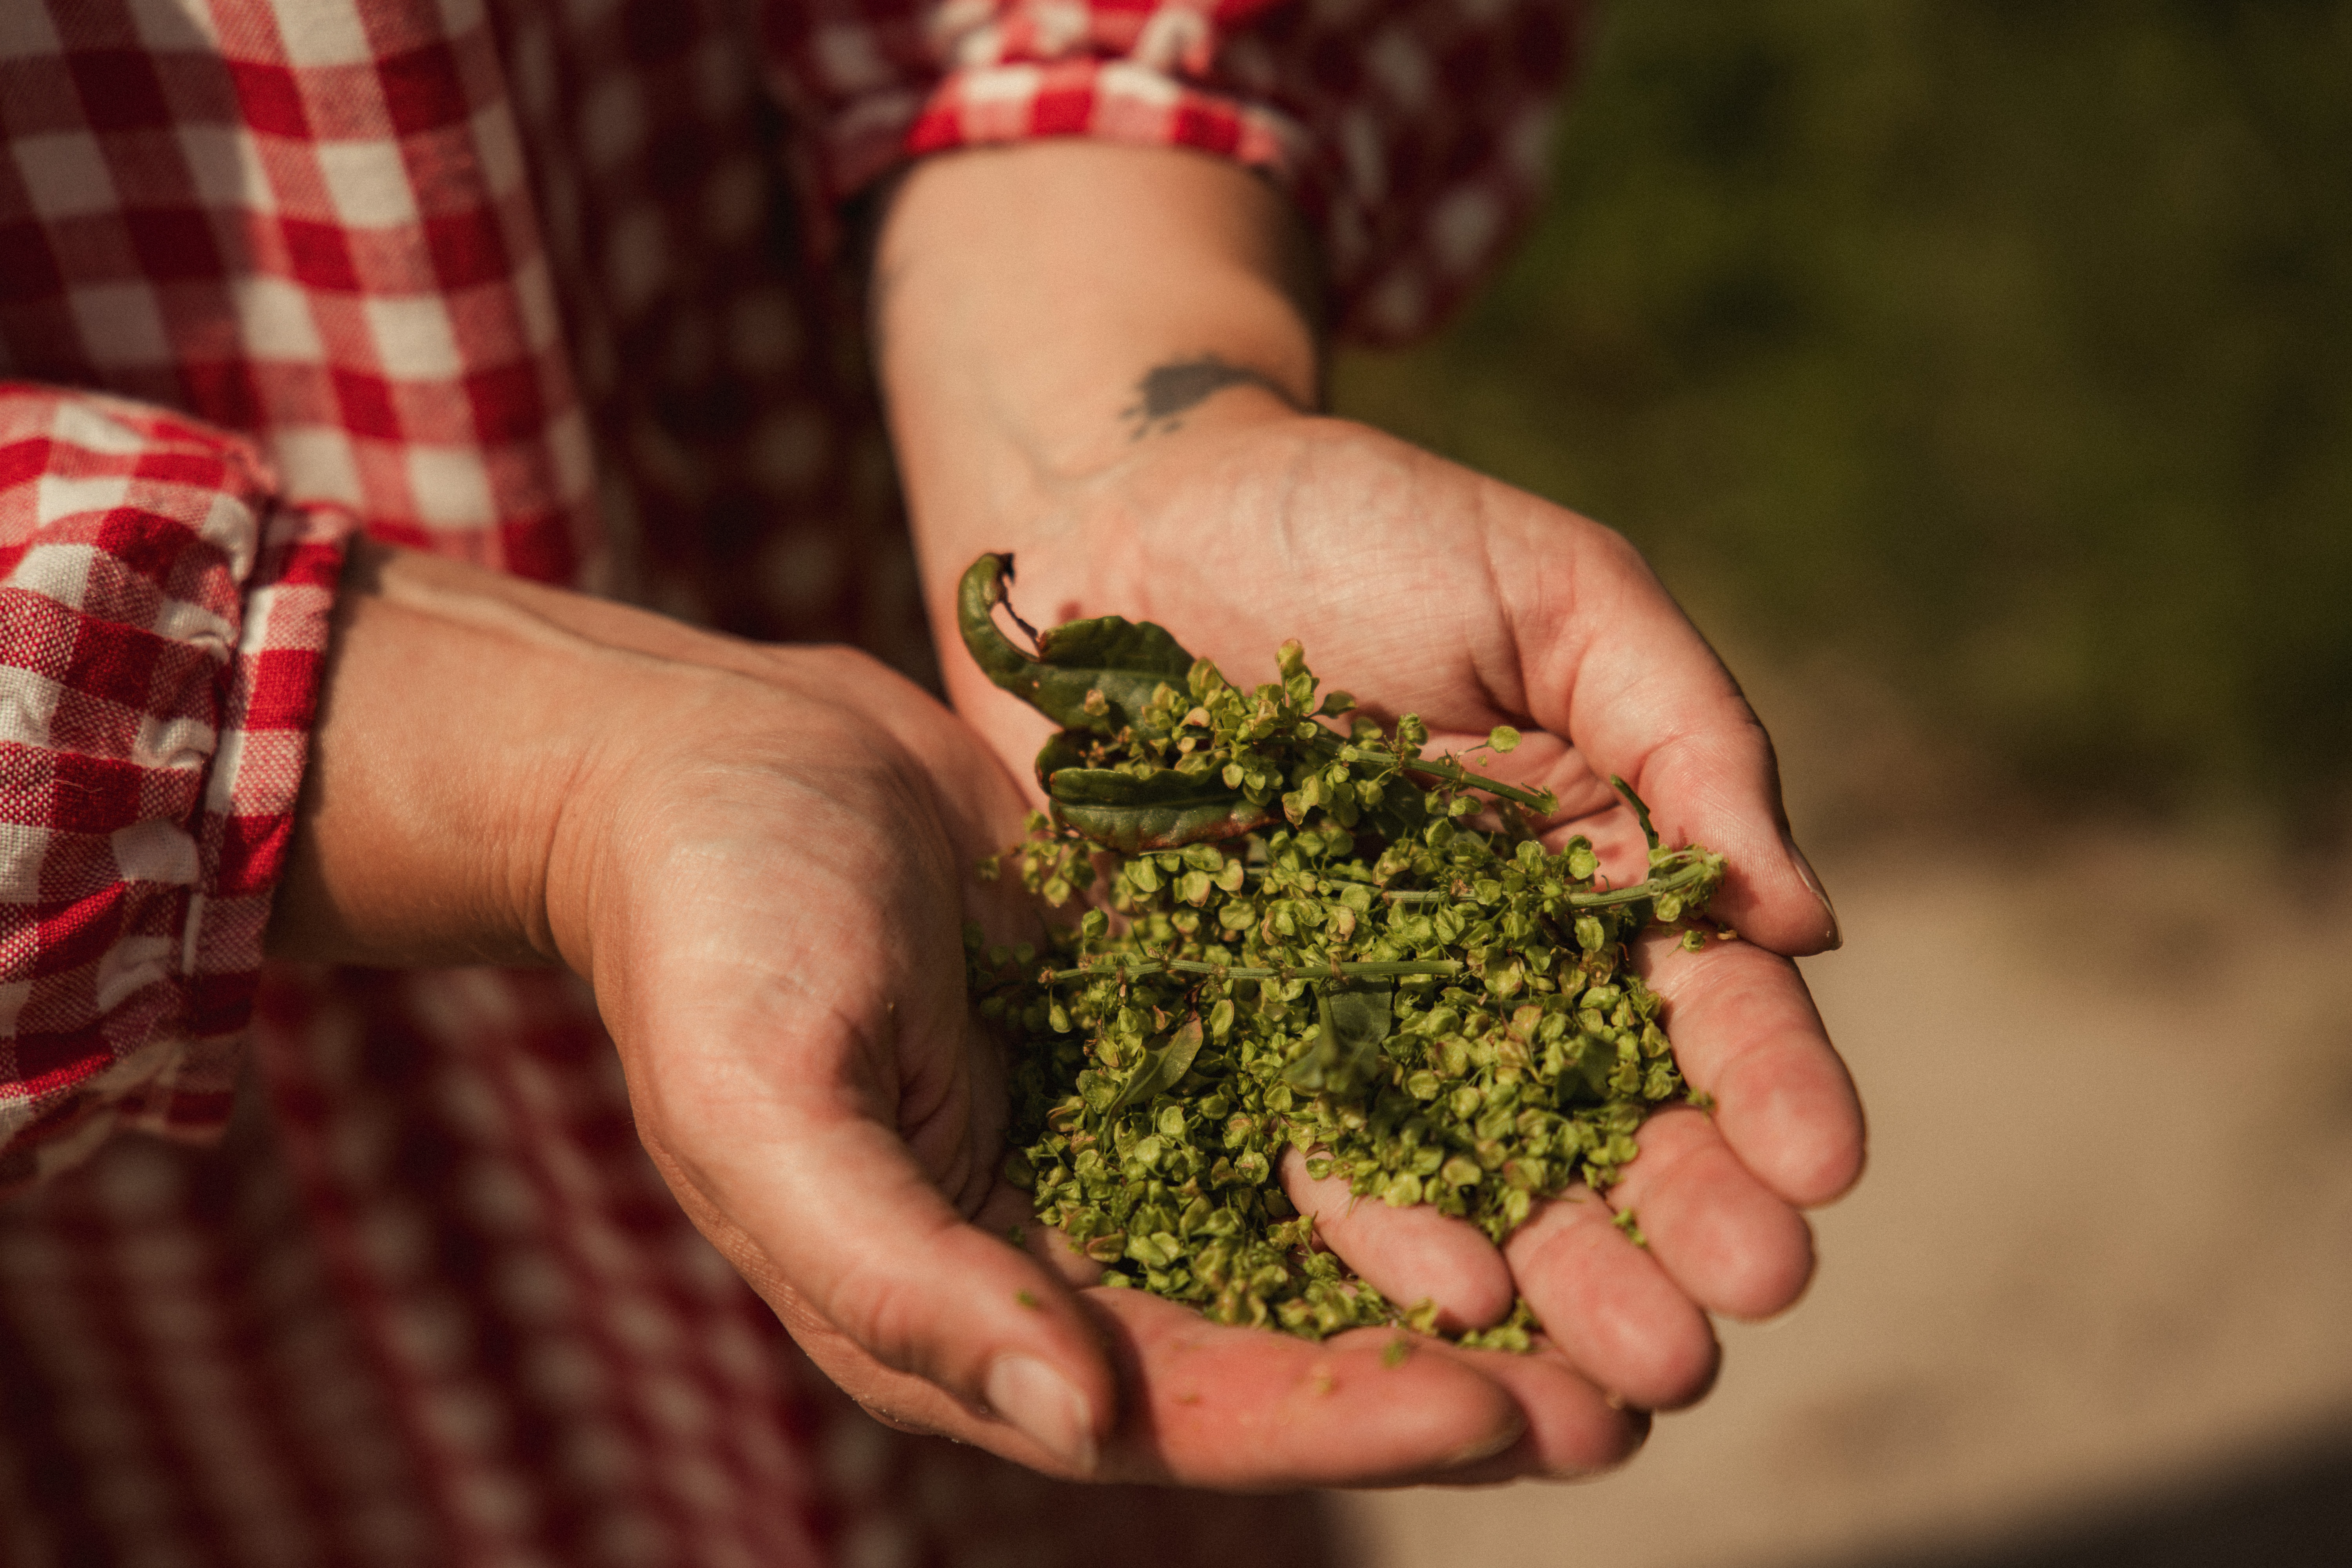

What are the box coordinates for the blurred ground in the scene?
[1318,7,2351,1558]
[1328,721,2352,1566]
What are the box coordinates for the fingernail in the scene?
[1445,1413,1527,1468]
[1782,833,1841,949]
[985,1355,1098,1476]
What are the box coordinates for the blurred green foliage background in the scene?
[1331,0,2351,823]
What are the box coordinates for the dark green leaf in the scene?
[1328,986,1393,1055]
[958,554,1196,735]
[1108,1016,1206,1114]
[1047,766,1235,808]
[1032,731,1092,793]
[1049,766,1276,852]
[1285,985,1393,1098]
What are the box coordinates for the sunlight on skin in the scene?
[1283,1151,1518,1333]
[733,1180,1565,1488]
[1504,1189,1722,1411]
[1637,932,1868,1209]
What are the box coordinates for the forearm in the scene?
[874,141,1321,599]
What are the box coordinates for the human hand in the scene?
[876,141,1865,1451]
[272,544,1638,1486]
[956,410,1861,1412]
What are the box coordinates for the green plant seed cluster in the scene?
[958,554,1726,1347]
[962,610,1726,1347]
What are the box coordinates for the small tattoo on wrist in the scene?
[1123,355,1300,439]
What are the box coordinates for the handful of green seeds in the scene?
[960,555,1728,1349]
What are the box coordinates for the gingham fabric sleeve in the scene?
[0,384,348,1191]
[757,0,1584,343]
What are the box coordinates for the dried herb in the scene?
[962,554,1727,1347]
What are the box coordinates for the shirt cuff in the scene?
[834,57,1307,198]
[0,385,353,1191]
[769,0,1578,347]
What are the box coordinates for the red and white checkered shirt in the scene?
[0,0,1575,1559]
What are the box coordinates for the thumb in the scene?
[640,1076,1116,1474]
[1524,528,1839,955]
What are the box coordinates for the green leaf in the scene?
[1488,725,1522,753]
[1049,766,1276,853]
[957,554,1197,735]
[1108,1016,1206,1114]
[1284,985,1394,1098]
[1031,731,1092,793]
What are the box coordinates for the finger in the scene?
[778,1285,1533,1488]
[641,1078,1117,1476]
[1637,930,1866,1208]
[1398,1339,1652,1485]
[1603,1105,1816,1321]
[1282,1149,1515,1331]
[1509,521,1839,956]
[1090,1294,1530,1487]
[1501,1186,1718,1410]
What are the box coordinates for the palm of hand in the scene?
[567,650,1031,1406]
[956,414,1789,891]
[937,410,1864,1437]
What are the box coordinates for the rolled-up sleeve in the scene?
[0,384,349,1191]
[758,0,1584,343]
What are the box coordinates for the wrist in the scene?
[874,140,1321,577]
[267,543,752,970]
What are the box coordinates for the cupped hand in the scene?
[933,406,1867,1416]
[540,634,1642,1484]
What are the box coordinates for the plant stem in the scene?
[1320,737,1558,815]
[1043,958,1466,984]
[1048,862,1723,982]
[1408,755,1558,814]
[1380,856,1720,909]
[1562,857,1720,909]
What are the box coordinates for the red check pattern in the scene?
[0,388,346,1190]
[0,0,1574,1559]
[765,0,1582,341]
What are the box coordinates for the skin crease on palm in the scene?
[263,139,1866,1494]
